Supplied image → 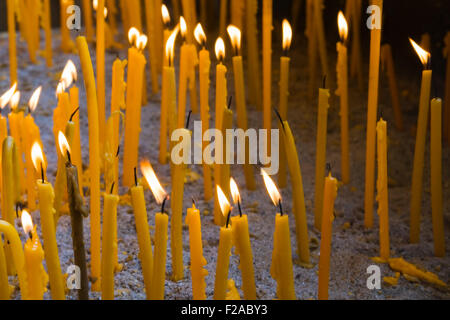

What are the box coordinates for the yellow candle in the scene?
[219,0,227,37]
[306,0,318,100]
[76,36,101,291]
[101,192,119,300]
[245,0,262,109]
[262,0,273,157]
[82,0,94,42]
[314,88,330,230]
[96,0,106,146]
[123,29,147,187]
[153,0,164,70]
[430,98,445,257]
[53,130,71,221]
[8,102,26,194]
[444,32,450,144]
[409,38,432,243]
[144,0,159,94]
[7,0,17,84]
[150,212,168,300]
[364,0,383,229]
[376,119,389,261]
[60,0,75,52]
[188,44,199,115]
[318,173,338,300]
[185,203,208,300]
[69,86,84,197]
[336,12,350,185]
[194,24,213,200]
[228,25,256,191]
[43,0,52,67]
[213,186,233,300]
[231,0,244,30]
[350,0,363,91]
[313,0,328,77]
[177,17,190,129]
[0,236,9,299]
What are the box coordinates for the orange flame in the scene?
[140,159,167,205]
[31,142,45,173]
[136,34,148,51]
[166,26,179,66]
[261,168,282,207]
[216,185,231,218]
[61,60,77,89]
[162,4,170,26]
[28,86,42,113]
[0,83,17,109]
[337,11,348,42]
[58,131,71,157]
[230,177,241,204]
[409,38,430,67]
[227,25,241,55]
[194,23,206,46]
[215,37,225,62]
[10,91,20,111]
[282,19,292,51]
[21,210,33,235]
[180,16,187,39]
[128,27,140,46]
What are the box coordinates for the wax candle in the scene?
[262,0,273,157]
[314,87,330,230]
[0,236,9,299]
[106,0,118,35]
[82,0,94,42]
[162,5,171,67]
[213,186,233,300]
[318,173,338,300]
[314,0,328,76]
[430,98,445,257]
[43,0,52,67]
[306,0,318,100]
[153,0,164,70]
[185,202,208,300]
[229,178,256,300]
[123,28,147,187]
[409,38,432,243]
[376,119,389,261]
[95,0,106,145]
[364,0,383,229]
[219,0,227,37]
[76,36,101,291]
[444,32,450,144]
[336,12,350,184]
[177,17,190,129]
[194,24,213,200]
[8,92,25,193]
[7,0,17,84]
[53,131,71,220]
[350,0,364,90]
[245,0,262,109]
[261,169,296,300]
[69,86,84,197]
[231,0,244,30]
[227,25,256,191]
[144,0,159,94]
[278,20,292,188]
[60,0,75,52]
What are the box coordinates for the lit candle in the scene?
[123,28,147,187]
[177,17,191,129]
[229,178,256,300]
[194,24,213,200]
[94,0,106,145]
[430,98,445,257]
[144,0,159,94]
[82,0,94,42]
[227,25,256,190]
[314,86,330,230]
[350,0,363,91]
[262,0,273,158]
[245,0,262,109]
[318,172,338,300]
[213,186,233,300]
[376,119,389,261]
[8,91,25,194]
[336,12,350,184]
[7,0,17,84]
[409,38,432,243]
[313,0,328,77]
[69,83,84,198]
[364,0,383,229]
[162,5,172,67]
[278,20,292,188]
[261,169,296,300]
[153,0,164,72]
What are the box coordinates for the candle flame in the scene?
[216,185,231,218]
[58,131,71,157]
[180,16,187,38]
[140,159,167,205]
[92,0,98,10]
[165,26,179,65]
[128,27,140,46]
[31,142,45,173]
[229,177,241,204]
[227,25,241,54]
[10,91,20,111]
[28,86,42,113]
[56,82,65,97]
[21,210,33,235]
[0,83,17,109]
[337,12,348,42]
[409,38,430,67]
[282,19,292,51]
[194,23,206,46]
[136,35,148,51]
[162,4,171,26]
[215,37,225,61]
[261,168,282,207]
[61,60,77,89]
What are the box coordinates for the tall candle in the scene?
[96,0,106,146]
[144,0,159,94]
[444,32,450,144]
[82,0,94,42]
[262,0,273,157]
[60,0,75,52]
[376,119,389,261]
[350,0,363,91]
[245,0,262,109]
[43,0,52,67]
[69,86,84,197]
[177,17,190,129]
[7,0,17,84]
[313,0,328,76]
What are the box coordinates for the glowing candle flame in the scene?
[227,25,241,55]
[409,38,431,67]
[282,19,293,52]
[180,16,187,39]
[0,83,17,109]
[136,35,148,51]
[58,131,71,157]
[166,26,179,66]
[92,0,98,10]
[337,12,348,42]
[261,168,282,207]
[21,210,33,235]
[194,23,206,46]
[230,177,241,204]
[162,4,171,26]
[31,142,46,173]
[61,60,77,89]
[215,37,225,62]
[128,27,140,46]
[10,91,20,111]
[216,185,231,218]
[56,82,65,97]
[28,86,42,113]
[140,159,167,205]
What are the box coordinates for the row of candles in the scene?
[0,0,446,300]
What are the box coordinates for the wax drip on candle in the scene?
[186,110,193,129]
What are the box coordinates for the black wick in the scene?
[161,195,169,215]
[41,163,45,184]
[66,150,72,165]
[186,110,193,129]
[278,199,284,217]
[273,108,285,131]
[70,107,80,122]
[326,163,332,176]
[116,146,121,157]
[225,209,232,229]
[227,96,233,110]
[110,182,115,194]
[322,75,327,89]
[15,203,21,219]
[237,199,243,218]
[134,167,138,187]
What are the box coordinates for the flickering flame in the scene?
[28,86,42,113]
[56,82,65,97]
[128,27,140,46]
[58,131,71,157]
[162,4,170,26]
[0,83,17,109]
[215,37,225,62]
[194,23,206,46]
[216,185,231,217]
[10,91,20,111]
[31,142,45,172]
[140,159,167,204]
[261,168,282,207]
[227,25,241,54]
[230,178,241,205]
[409,38,430,67]
[165,26,179,65]
[180,16,187,39]
[282,19,292,51]
[337,12,348,42]
[21,210,33,235]
[61,60,77,89]
[136,35,148,51]
[92,0,98,10]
